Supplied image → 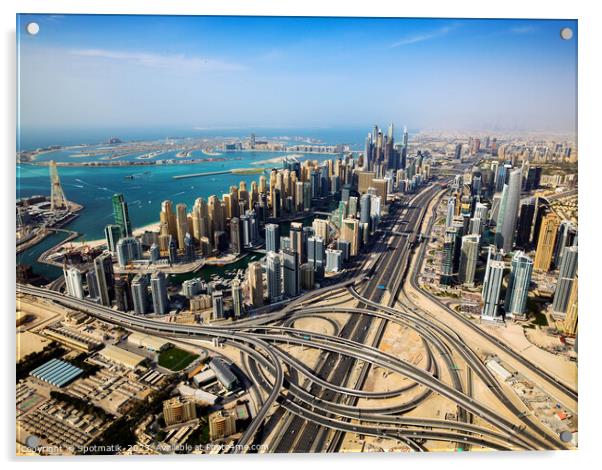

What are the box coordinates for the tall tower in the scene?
[112,193,132,238]
[505,251,533,319]
[49,160,68,211]
[534,213,561,271]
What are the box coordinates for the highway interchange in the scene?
[17,167,578,453]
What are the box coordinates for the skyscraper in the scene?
[289,222,304,261]
[481,259,505,321]
[230,217,242,255]
[534,212,561,271]
[553,221,577,269]
[458,235,480,286]
[112,193,132,238]
[114,276,133,312]
[495,168,521,252]
[265,223,280,253]
[176,203,188,251]
[131,274,149,315]
[104,224,122,254]
[247,261,264,307]
[150,271,168,315]
[116,237,142,267]
[266,251,282,302]
[340,218,360,256]
[49,160,68,211]
[231,279,244,318]
[212,290,224,320]
[440,227,457,286]
[307,236,325,276]
[86,270,99,300]
[93,253,114,307]
[445,197,456,228]
[562,277,578,336]
[552,246,578,316]
[505,251,533,319]
[282,249,300,298]
[63,266,84,299]
[325,249,343,272]
[360,193,371,227]
[516,200,536,249]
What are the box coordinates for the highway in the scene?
[16,172,575,453]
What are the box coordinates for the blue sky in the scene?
[17,15,577,133]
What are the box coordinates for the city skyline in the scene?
[16,14,578,456]
[18,15,577,134]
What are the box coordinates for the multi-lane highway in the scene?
[16,175,576,453]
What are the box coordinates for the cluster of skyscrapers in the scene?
[438,152,578,327]
[63,125,433,321]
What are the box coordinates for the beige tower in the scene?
[247,261,264,307]
[49,160,68,211]
[563,277,578,336]
[341,218,360,256]
[534,212,561,271]
[175,203,188,250]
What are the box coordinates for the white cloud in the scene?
[69,48,247,72]
[509,25,538,34]
[389,25,454,48]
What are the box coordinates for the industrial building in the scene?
[208,357,239,390]
[99,345,146,369]
[127,332,171,352]
[30,359,83,388]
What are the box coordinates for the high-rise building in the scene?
[265,223,280,253]
[289,222,304,260]
[307,236,325,276]
[114,276,133,312]
[505,251,533,319]
[282,249,300,298]
[163,397,197,427]
[112,194,132,238]
[131,274,149,315]
[445,197,456,228]
[49,160,68,211]
[212,290,224,320]
[440,227,457,286]
[459,235,480,286]
[553,221,577,269]
[175,203,188,251]
[495,168,521,252]
[454,143,462,160]
[104,224,122,254]
[86,270,99,300]
[562,277,578,336]
[150,271,168,315]
[552,246,578,316]
[64,266,84,299]
[247,261,264,307]
[231,279,244,318]
[516,200,536,248]
[116,237,142,267]
[93,253,114,307]
[230,217,242,255]
[266,251,282,302]
[481,259,505,320]
[325,249,343,272]
[534,213,561,271]
[184,232,196,262]
[149,243,160,262]
[340,218,360,256]
[312,219,329,243]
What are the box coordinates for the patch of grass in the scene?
[158,347,199,371]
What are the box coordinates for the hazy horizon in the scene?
[17,15,577,135]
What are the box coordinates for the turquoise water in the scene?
[17,151,334,240]
[17,149,336,281]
